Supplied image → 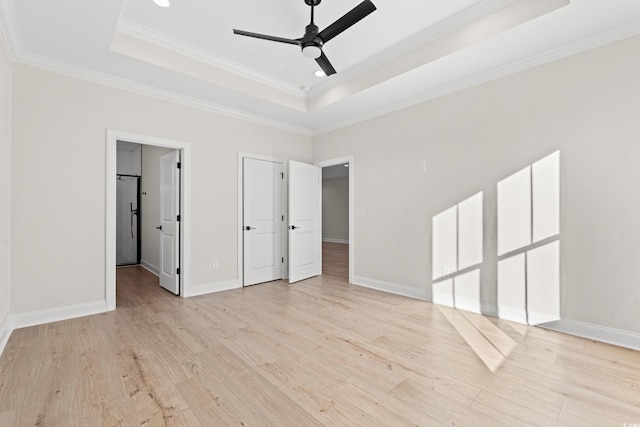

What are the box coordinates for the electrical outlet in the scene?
[419,161,427,172]
[213,259,219,269]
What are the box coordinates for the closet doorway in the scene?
[115,141,181,293]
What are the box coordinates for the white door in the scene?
[288,160,321,283]
[159,150,180,294]
[243,158,284,286]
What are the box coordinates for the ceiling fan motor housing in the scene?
[301,22,323,59]
[304,23,319,39]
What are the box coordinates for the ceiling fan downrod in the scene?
[302,1,322,59]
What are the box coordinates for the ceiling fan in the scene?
[233,0,377,76]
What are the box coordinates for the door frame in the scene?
[106,129,192,310]
[315,156,354,284]
[237,152,288,286]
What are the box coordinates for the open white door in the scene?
[288,160,321,283]
[159,150,180,294]
[243,158,284,286]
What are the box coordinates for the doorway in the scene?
[316,156,354,283]
[320,163,349,281]
[106,129,192,311]
[115,141,180,294]
[237,154,353,286]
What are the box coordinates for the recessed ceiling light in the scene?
[153,0,171,8]
[301,86,311,92]
[314,70,326,77]
[344,164,349,167]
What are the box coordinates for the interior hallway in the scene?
[0,244,639,425]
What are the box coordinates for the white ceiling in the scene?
[1,0,640,136]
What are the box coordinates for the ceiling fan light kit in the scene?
[302,44,322,59]
[233,0,377,76]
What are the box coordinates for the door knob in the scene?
[289,225,299,230]
[245,226,256,230]
[156,225,162,230]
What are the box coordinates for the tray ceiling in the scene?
[1,0,640,135]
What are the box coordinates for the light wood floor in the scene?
[1,243,639,426]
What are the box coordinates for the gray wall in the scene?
[140,145,175,273]
[322,176,349,242]
[0,32,11,327]
[10,63,312,314]
[313,34,640,334]
[5,30,640,339]
[116,142,141,176]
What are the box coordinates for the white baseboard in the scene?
[11,300,106,330]
[322,238,349,244]
[528,311,561,326]
[538,319,640,352]
[480,302,499,317]
[184,279,240,297]
[432,279,454,307]
[352,275,428,300]
[455,298,482,315]
[0,314,11,358]
[497,305,528,324]
[140,259,160,277]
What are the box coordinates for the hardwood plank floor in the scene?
[1,242,639,426]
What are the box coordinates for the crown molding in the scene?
[5,0,639,138]
[0,0,21,63]
[0,0,312,135]
[307,0,569,113]
[312,18,640,136]
[116,2,513,102]
[308,0,514,98]
[14,51,312,136]
[116,18,304,98]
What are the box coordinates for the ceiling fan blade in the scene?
[233,29,301,46]
[317,0,376,44]
[316,51,336,76]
